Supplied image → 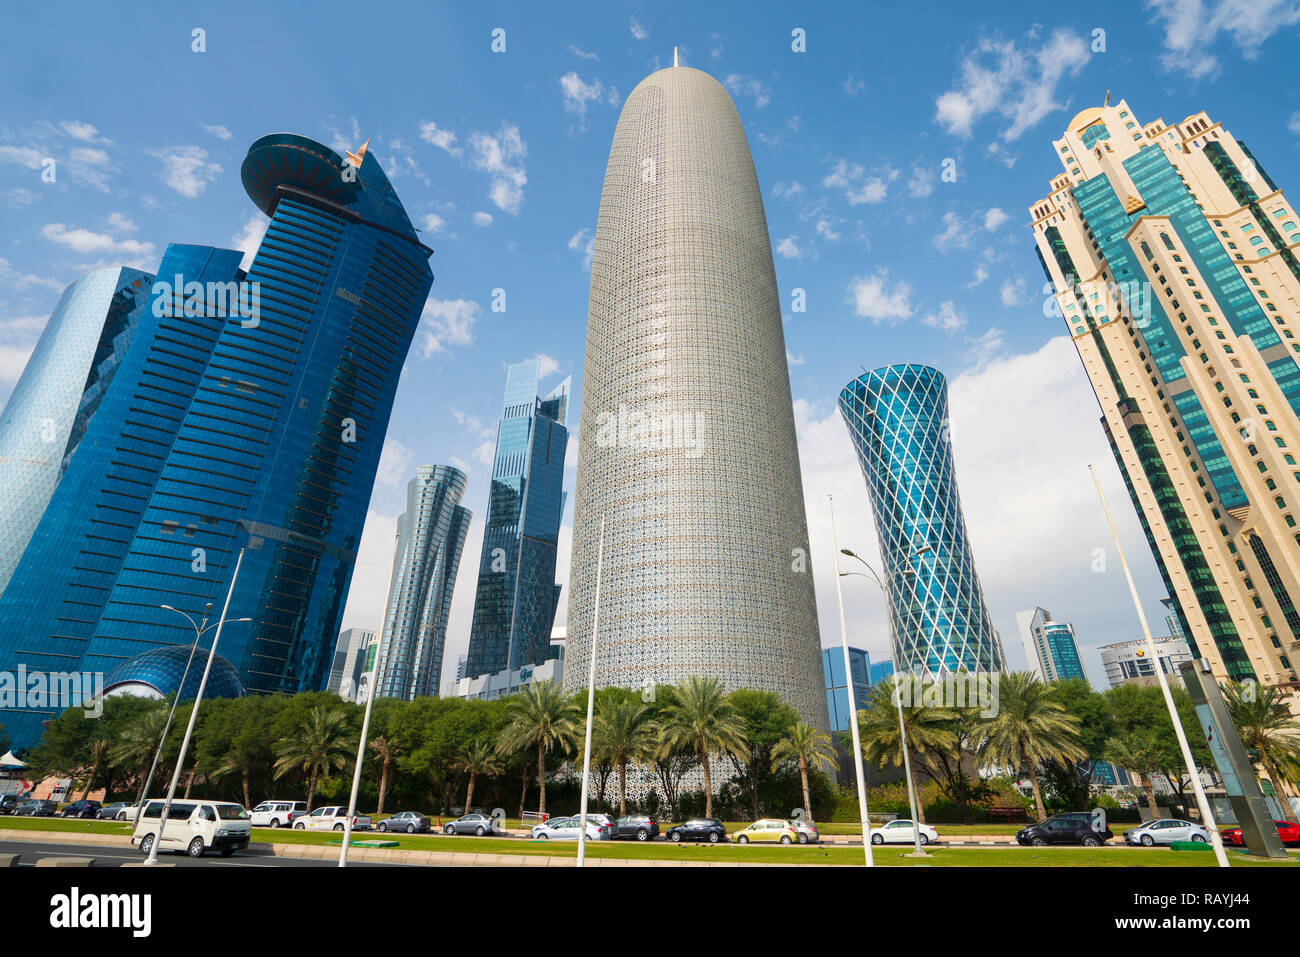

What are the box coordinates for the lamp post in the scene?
[827,495,872,866]
[840,545,932,858]
[577,514,605,868]
[144,548,246,865]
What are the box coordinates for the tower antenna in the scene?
[1103,89,1110,107]
[674,46,679,68]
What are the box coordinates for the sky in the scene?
[2,0,1300,689]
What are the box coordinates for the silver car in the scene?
[786,819,820,844]
[441,813,495,836]
[1123,818,1211,846]
[529,815,610,841]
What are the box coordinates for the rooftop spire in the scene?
[674,46,678,67]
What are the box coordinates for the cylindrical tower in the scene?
[564,64,827,730]
[838,365,1005,675]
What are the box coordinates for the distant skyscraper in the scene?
[839,365,1006,675]
[0,266,153,593]
[464,359,570,679]
[1099,635,1195,689]
[0,134,432,747]
[822,646,871,733]
[1030,101,1300,689]
[328,627,376,700]
[1016,607,1087,684]
[374,465,471,700]
[563,61,827,730]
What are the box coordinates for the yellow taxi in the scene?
[732,819,799,844]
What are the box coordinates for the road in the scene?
[1,839,427,867]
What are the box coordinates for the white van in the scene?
[248,800,307,828]
[131,799,252,858]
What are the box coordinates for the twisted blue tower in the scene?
[839,365,1005,675]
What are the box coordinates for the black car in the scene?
[665,818,727,844]
[60,799,102,819]
[611,815,660,841]
[13,799,58,817]
[0,794,19,815]
[1016,812,1113,847]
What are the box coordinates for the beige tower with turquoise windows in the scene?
[1030,100,1300,700]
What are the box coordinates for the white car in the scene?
[131,799,252,858]
[293,805,372,832]
[869,819,939,846]
[530,816,610,841]
[116,800,149,823]
[248,800,307,828]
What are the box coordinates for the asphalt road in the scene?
[1,839,425,867]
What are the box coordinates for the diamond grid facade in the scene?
[563,64,828,730]
[839,365,1005,675]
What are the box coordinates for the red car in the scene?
[1219,820,1300,847]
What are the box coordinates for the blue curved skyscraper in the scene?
[838,365,1005,675]
[0,134,432,747]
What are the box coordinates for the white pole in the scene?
[828,495,873,866]
[1089,465,1229,868]
[577,514,606,867]
[145,548,244,865]
[340,625,390,867]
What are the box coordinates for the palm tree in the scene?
[369,735,400,815]
[272,706,353,809]
[856,679,958,824]
[1105,729,1166,818]
[772,722,837,822]
[656,677,748,819]
[592,697,656,816]
[496,680,580,817]
[974,672,1085,821]
[110,708,170,804]
[1223,681,1300,798]
[215,741,262,809]
[454,738,503,812]
[78,739,110,801]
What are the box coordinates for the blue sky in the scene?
[2,1,1299,687]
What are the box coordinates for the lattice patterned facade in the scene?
[563,64,828,731]
[839,365,1005,675]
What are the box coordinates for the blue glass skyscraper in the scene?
[464,360,570,678]
[839,365,1005,676]
[0,266,153,594]
[0,134,432,747]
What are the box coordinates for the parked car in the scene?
[0,794,21,815]
[733,819,798,844]
[13,799,58,817]
[59,799,102,819]
[611,814,659,841]
[293,806,371,831]
[529,816,610,841]
[1124,818,1211,846]
[787,819,820,844]
[131,799,251,858]
[869,819,939,846]
[248,800,307,828]
[115,800,148,823]
[439,812,492,835]
[97,802,128,820]
[1220,820,1300,847]
[665,818,727,844]
[1016,813,1112,847]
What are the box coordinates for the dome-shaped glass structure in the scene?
[103,645,246,701]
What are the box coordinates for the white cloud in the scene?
[934,29,1091,141]
[1290,111,1300,135]
[630,18,648,40]
[66,147,116,191]
[907,164,936,198]
[105,212,135,233]
[568,227,594,271]
[41,222,155,261]
[60,121,99,141]
[1147,0,1300,79]
[534,353,561,379]
[772,181,805,201]
[418,297,479,357]
[0,145,44,169]
[0,313,48,397]
[814,218,841,242]
[376,437,413,488]
[922,300,967,333]
[933,210,974,252]
[1000,276,1029,307]
[231,213,267,271]
[983,207,1010,231]
[338,509,399,633]
[823,159,898,205]
[422,212,446,235]
[848,270,914,324]
[203,124,233,140]
[786,350,806,366]
[559,72,620,129]
[0,258,62,291]
[418,121,461,157]
[723,75,772,109]
[967,263,990,287]
[473,211,494,227]
[775,235,809,260]
[152,145,222,197]
[843,76,865,96]
[569,44,599,60]
[467,124,527,214]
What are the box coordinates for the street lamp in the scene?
[144,549,247,865]
[840,545,932,858]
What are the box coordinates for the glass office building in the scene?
[0,266,153,594]
[374,465,471,700]
[327,627,376,700]
[839,365,1005,675]
[1030,101,1300,690]
[822,646,871,733]
[1016,607,1088,683]
[464,359,570,679]
[101,645,246,701]
[0,134,432,747]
